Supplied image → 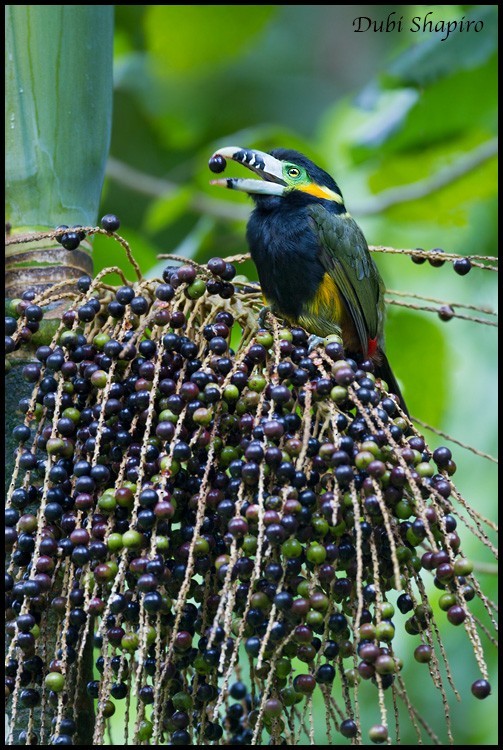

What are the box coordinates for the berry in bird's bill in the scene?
[209,154,227,173]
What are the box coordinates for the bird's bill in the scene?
[210,176,286,196]
[209,145,345,204]
[209,146,287,196]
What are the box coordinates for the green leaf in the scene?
[386,6,498,86]
[144,6,276,74]
[92,228,158,280]
[352,56,496,156]
[365,133,497,226]
[384,308,448,425]
[144,187,193,234]
[347,88,419,152]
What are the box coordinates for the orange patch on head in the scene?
[298,184,344,203]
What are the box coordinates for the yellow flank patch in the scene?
[299,184,344,203]
[311,273,342,319]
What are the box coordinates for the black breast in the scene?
[246,201,324,320]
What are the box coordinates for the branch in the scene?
[351,138,498,215]
[471,562,498,575]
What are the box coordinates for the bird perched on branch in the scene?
[209,146,408,415]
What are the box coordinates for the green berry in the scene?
[122,530,144,549]
[255,330,273,348]
[375,621,395,642]
[186,278,206,299]
[44,672,65,692]
[90,370,108,389]
[306,542,327,564]
[281,538,303,559]
[107,533,124,552]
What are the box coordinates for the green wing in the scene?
[308,204,385,351]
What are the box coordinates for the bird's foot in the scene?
[307,335,325,354]
[257,306,272,329]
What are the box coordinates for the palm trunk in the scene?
[5,6,114,744]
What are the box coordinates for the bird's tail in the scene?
[374,350,409,417]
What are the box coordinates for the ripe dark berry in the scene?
[428,248,446,267]
[130,296,149,315]
[87,297,101,314]
[172,730,190,745]
[177,265,197,284]
[433,445,452,467]
[219,263,236,281]
[5,316,17,335]
[229,681,247,700]
[5,335,16,353]
[316,663,336,683]
[22,363,41,383]
[293,674,316,694]
[219,282,235,299]
[72,224,86,241]
[207,257,227,276]
[334,366,354,386]
[19,688,41,708]
[216,310,233,327]
[438,304,455,321]
[55,224,69,242]
[24,305,43,322]
[155,283,175,302]
[116,286,135,305]
[12,425,31,443]
[60,231,81,251]
[77,275,92,292]
[270,385,291,404]
[208,154,226,173]
[107,300,125,318]
[101,214,120,232]
[471,679,491,699]
[206,278,222,295]
[411,248,427,264]
[446,604,466,625]
[453,257,472,275]
[77,304,96,322]
[340,719,358,738]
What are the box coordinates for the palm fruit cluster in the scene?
[5,226,496,745]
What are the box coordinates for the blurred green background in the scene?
[94,5,497,744]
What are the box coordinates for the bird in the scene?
[208,146,408,415]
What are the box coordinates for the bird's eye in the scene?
[287,167,300,179]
